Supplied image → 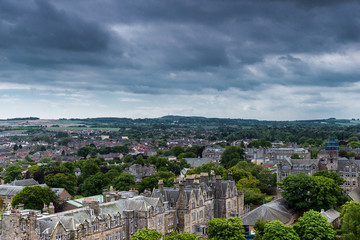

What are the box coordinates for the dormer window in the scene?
[93,223,99,232]
[115,217,120,226]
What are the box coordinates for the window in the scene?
[346,167,350,177]
[22,223,26,231]
[353,181,356,186]
[115,231,121,240]
[7,196,11,199]
[115,217,120,226]
[158,217,162,225]
[106,219,111,229]
[93,223,99,232]
[346,181,350,186]
[106,235,111,240]
[192,202,195,209]
[56,233,62,240]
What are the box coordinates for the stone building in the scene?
[152,171,243,234]
[1,172,244,240]
[277,138,360,193]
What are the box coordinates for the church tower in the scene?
[325,138,339,172]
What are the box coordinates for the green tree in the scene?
[313,170,345,186]
[220,146,245,168]
[263,220,300,240]
[45,173,77,195]
[207,217,245,240]
[77,146,97,158]
[79,172,110,196]
[186,162,226,178]
[59,162,76,175]
[254,217,268,240]
[290,153,301,159]
[348,151,357,158]
[293,210,336,240]
[340,201,360,240]
[4,165,23,183]
[113,173,136,191]
[132,228,162,240]
[310,176,339,211]
[241,188,266,206]
[171,146,185,156]
[26,165,39,178]
[164,231,200,240]
[281,173,312,211]
[12,186,57,210]
[282,174,344,212]
[123,154,134,163]
[81,159,100,180]
[237,175,259,188]
[136,171,175,193]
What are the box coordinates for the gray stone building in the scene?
[277,138,360,194]
[1,172,243,240]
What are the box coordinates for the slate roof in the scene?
[349,187,360,202]
[241,198,293,226]
[320,209,340,224]
[8,179,39,186]
[35,195,161,234]
[184,157,217,168]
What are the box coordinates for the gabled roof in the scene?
[320,209,340,224]
[8,178,39,186]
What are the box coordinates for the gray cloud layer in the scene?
[1,0,360,94]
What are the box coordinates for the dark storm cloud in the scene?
[1,0,360,93]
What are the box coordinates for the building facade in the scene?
[277,138,360,193]
[1,172,244,240]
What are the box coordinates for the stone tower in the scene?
[325,138,339,172]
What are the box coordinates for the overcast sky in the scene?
[1,0,360,120]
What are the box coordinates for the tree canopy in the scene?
[220,146,245,168]
[263,220,300,240]
[131,229,162,240]
[340,201,360,240]
[281,173,345,212]
[207,217,245,240]
[12,186,57,210]
[4,165,23,183]
[293,210,336,240]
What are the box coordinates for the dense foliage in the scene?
[340,201,360,240]
[281,173,346,211]
[293,210,336,240]
[263,220,299,240]
[12,186,57,210]
[207,217,245,240]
